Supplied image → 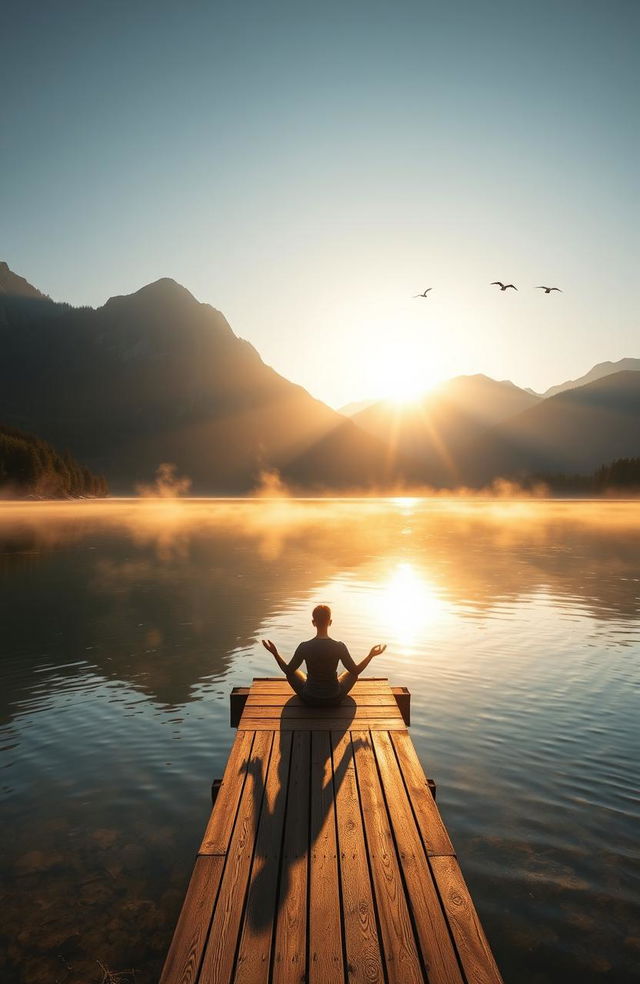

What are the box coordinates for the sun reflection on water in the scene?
[376,561,444,648]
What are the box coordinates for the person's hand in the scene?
[368,643,386,658]
[262,639,279,658]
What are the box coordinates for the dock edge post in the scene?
[230,686,250,727]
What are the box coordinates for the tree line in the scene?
[537,457,640,494]
[0,424,108,498]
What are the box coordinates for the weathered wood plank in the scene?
[234,731,293,984]
[238,718,408,732]
[272,731,310,984]
[331,731,384,984]
[389,731,454,856]
[159,855,225,984]
[245,694,398,707]
[371,731,463,984]
[352,731,423,984]
[242,705,402,719]
[198,731,274,984]
[199,730,256,855]
[431,855,504,984]
[308,731,344,984]
[248,679,392,693]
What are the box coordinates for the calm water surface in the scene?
[0,499,639,983]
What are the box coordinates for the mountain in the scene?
[463,371,640,483]
[543,358,640,399]
[338,398,377,417]
[351,374,541,485]
[0,260,48,299]
[2,261,638,492]
[0,261,57,331]
[0,267,407,492]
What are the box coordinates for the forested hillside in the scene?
[0,425,108,498]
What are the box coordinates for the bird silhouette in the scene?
[413,288,432,297]
[536,286,562,294]
[491,282,518,291]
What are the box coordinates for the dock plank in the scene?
[308,730,344,984]
[234,731,293,984]
[242,705,403,719]
[198,731,274,984]
[200,730,256,855]
[353,731,424,984]
[371,731,464,984]
[159,856,225,984]
[248,680,393,694]
[272,731,310,984]
[244,694,398,707]
[238,717,407,731]
[430,855,503,984]
[390,730,455,857]
[332,731,384,984]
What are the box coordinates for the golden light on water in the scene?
[376,561,444,647]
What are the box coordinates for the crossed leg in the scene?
[284,667,308,698]
[336,669,359,698]
[285,667,359,705]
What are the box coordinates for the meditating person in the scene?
[262,603,386,706]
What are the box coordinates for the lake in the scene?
[1,499,638,983]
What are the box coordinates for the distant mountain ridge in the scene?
[0,261,638,491]
[351,374,542,485]
[339,398,377,417]
[542,358,640,399]
[0,265,410,492]
[0,261,48,299]
[466,370,640,482]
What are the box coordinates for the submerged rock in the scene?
[91,828,119,850]
[15,850,64,874]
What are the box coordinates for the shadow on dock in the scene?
[243,695,358,931]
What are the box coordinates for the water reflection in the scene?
[1,500,639,718]
[0,500,639,982]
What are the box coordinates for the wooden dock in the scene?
[160,678,502,984]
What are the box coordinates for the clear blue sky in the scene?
[2,0,638,406]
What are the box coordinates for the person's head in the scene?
[312,604,332,631]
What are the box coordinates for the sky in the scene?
[2,0,638,408]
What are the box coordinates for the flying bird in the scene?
[414,288,432,297]
[491,282,518,291]
[536,286,562,294]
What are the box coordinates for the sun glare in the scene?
[372,356,446,406]
[380,368,429,406]
[376,562,444,647]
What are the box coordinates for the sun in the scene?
[341,303,452,407]
[377,363,429,406]
[384,378,425,406]
[363,343,447,405]
[380,366,446,406]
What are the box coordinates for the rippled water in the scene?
[0,499,639,983]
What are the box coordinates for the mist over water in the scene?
[1,499,639,983]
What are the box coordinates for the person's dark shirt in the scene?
[290,637,356,698]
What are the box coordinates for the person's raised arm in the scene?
[262,639,304,676]
[341,642,386,677]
